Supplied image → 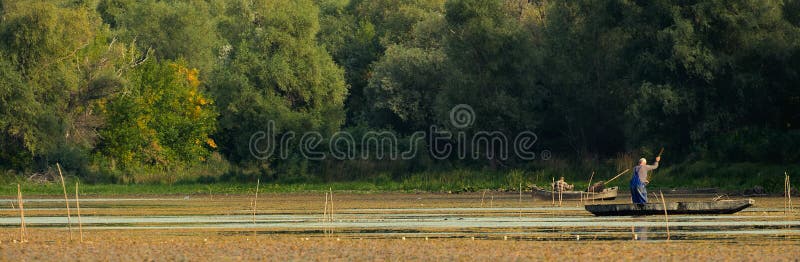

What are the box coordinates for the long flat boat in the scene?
[584,199,755,216]
[532,186,618,201]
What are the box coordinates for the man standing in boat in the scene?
[630,156,660,204]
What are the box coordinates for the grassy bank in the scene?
[0,181,408,196]
[1,161,797,196]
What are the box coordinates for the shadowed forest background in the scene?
[0,0,798,192]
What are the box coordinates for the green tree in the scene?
[98,0,222,74]
[533,1,635,156]
[0,0,123,171]
[620,0,800,159]
[211,0,347,169]
[0,55,39,169]
[365,45,449,133]
[317,0,446,124]
[438,0,543,165]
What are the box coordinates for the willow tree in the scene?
[0,1,123,171]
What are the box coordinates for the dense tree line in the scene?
[1,0,798,183]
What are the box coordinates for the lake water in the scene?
[0,194,797,241]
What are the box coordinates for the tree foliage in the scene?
[211,0,347,165]
[0,0,798,183]
[98,60,217,171]
[97,0,222,74]
[0,55,38,168]
[440,0,543,134]
[366,45,448,133]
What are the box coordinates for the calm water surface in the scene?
[1,195,797,241]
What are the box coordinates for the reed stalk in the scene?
[17,184,27,243]
[75,182,83,243]
[57,163,73,241]
[660,191,670,241]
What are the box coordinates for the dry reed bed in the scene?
[0,193,797,260]
[0,229,797,261]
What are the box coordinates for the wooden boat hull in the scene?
[584,199,755,216]
[532,186,618,201]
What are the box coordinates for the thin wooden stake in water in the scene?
[558,180,563,207]
[551,177,555,206]
[519,183,523,218]
[787,172,793,215]
[660,191,670,241]
[17,184,27,243]
[785,173,789,216]
[329,188,335,236]
[57,163,73,240]
[583,171,595,205]
[75,182,83,243]
[480,189,487,208]
[786,174,794,215]
[253,179,259,224]
[323,192,328,221]
[322,192,328,236]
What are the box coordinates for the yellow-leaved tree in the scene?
[98,59,217,181]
